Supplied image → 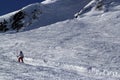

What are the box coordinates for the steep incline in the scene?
[0,3,120,79]
[0,0,120,80]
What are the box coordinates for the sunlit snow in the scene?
[0,0,120,80]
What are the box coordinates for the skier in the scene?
[17,51,24,63]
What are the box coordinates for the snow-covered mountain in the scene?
[0,0,120,80]
[0,0,91,32]
[0,3,42,32]
[75,0,120,18]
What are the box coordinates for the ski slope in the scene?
[0,0,120,80]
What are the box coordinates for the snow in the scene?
[0,0,120,80]
[41,0,58,4]
[25,0,91,31]
[0,11,19,22]
[75,0,120,18]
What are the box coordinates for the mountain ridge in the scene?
[0,0,91,32]
[1,0,119,32]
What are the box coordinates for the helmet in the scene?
[20,51,22,53]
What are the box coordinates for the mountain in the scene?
[75,0,120,17]
[0,0,91,32]
[0,0,120,80]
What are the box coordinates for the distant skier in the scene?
[17,51,24,63]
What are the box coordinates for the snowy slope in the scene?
[0,4,120,80]
[0,0,120,80]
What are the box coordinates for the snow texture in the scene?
[0,0,120,80]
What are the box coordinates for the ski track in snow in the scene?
[7,56,120,80]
